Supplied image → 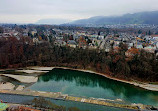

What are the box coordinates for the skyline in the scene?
[0,0,158,23]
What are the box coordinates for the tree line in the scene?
[0,36,158,82]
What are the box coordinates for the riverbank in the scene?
[0,74,38,83]
[0,66,158,110]
[1,66,158,91]
[27,66,158,92]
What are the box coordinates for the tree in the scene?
[138,30,142,34]
[68,107,81,111]
[32,97,66,111]
[148,30,151,35]
[0,27,3,33]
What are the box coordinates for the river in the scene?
[28,68,158,107]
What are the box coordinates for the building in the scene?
[79,37,87,48]
[54,40,66,46]
[67,40,77,48]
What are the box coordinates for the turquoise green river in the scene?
[29,68,158,107]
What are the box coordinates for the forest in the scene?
[0,36,158,82]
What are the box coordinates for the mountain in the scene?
[69,11,158,25]
[36,18,71,25]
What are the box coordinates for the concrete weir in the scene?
[0,90,152,110]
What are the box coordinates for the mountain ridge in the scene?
[68,11,158,25]
[36,18,71,25]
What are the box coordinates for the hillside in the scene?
[69,11,158,25]
[36,18,71,25]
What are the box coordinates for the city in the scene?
[0,0,158,111]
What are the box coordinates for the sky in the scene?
[0,0,158,23]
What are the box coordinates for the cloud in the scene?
[0,0,158,23]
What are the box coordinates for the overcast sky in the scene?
[0,0,158,23]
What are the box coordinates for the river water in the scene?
[0,93,134,111]
[28,68,158,107]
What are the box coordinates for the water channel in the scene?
[29,68,158,107]
[1,68,158,110]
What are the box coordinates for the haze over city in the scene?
[1,0,158,23]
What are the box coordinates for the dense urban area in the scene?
[0,24,158,82]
